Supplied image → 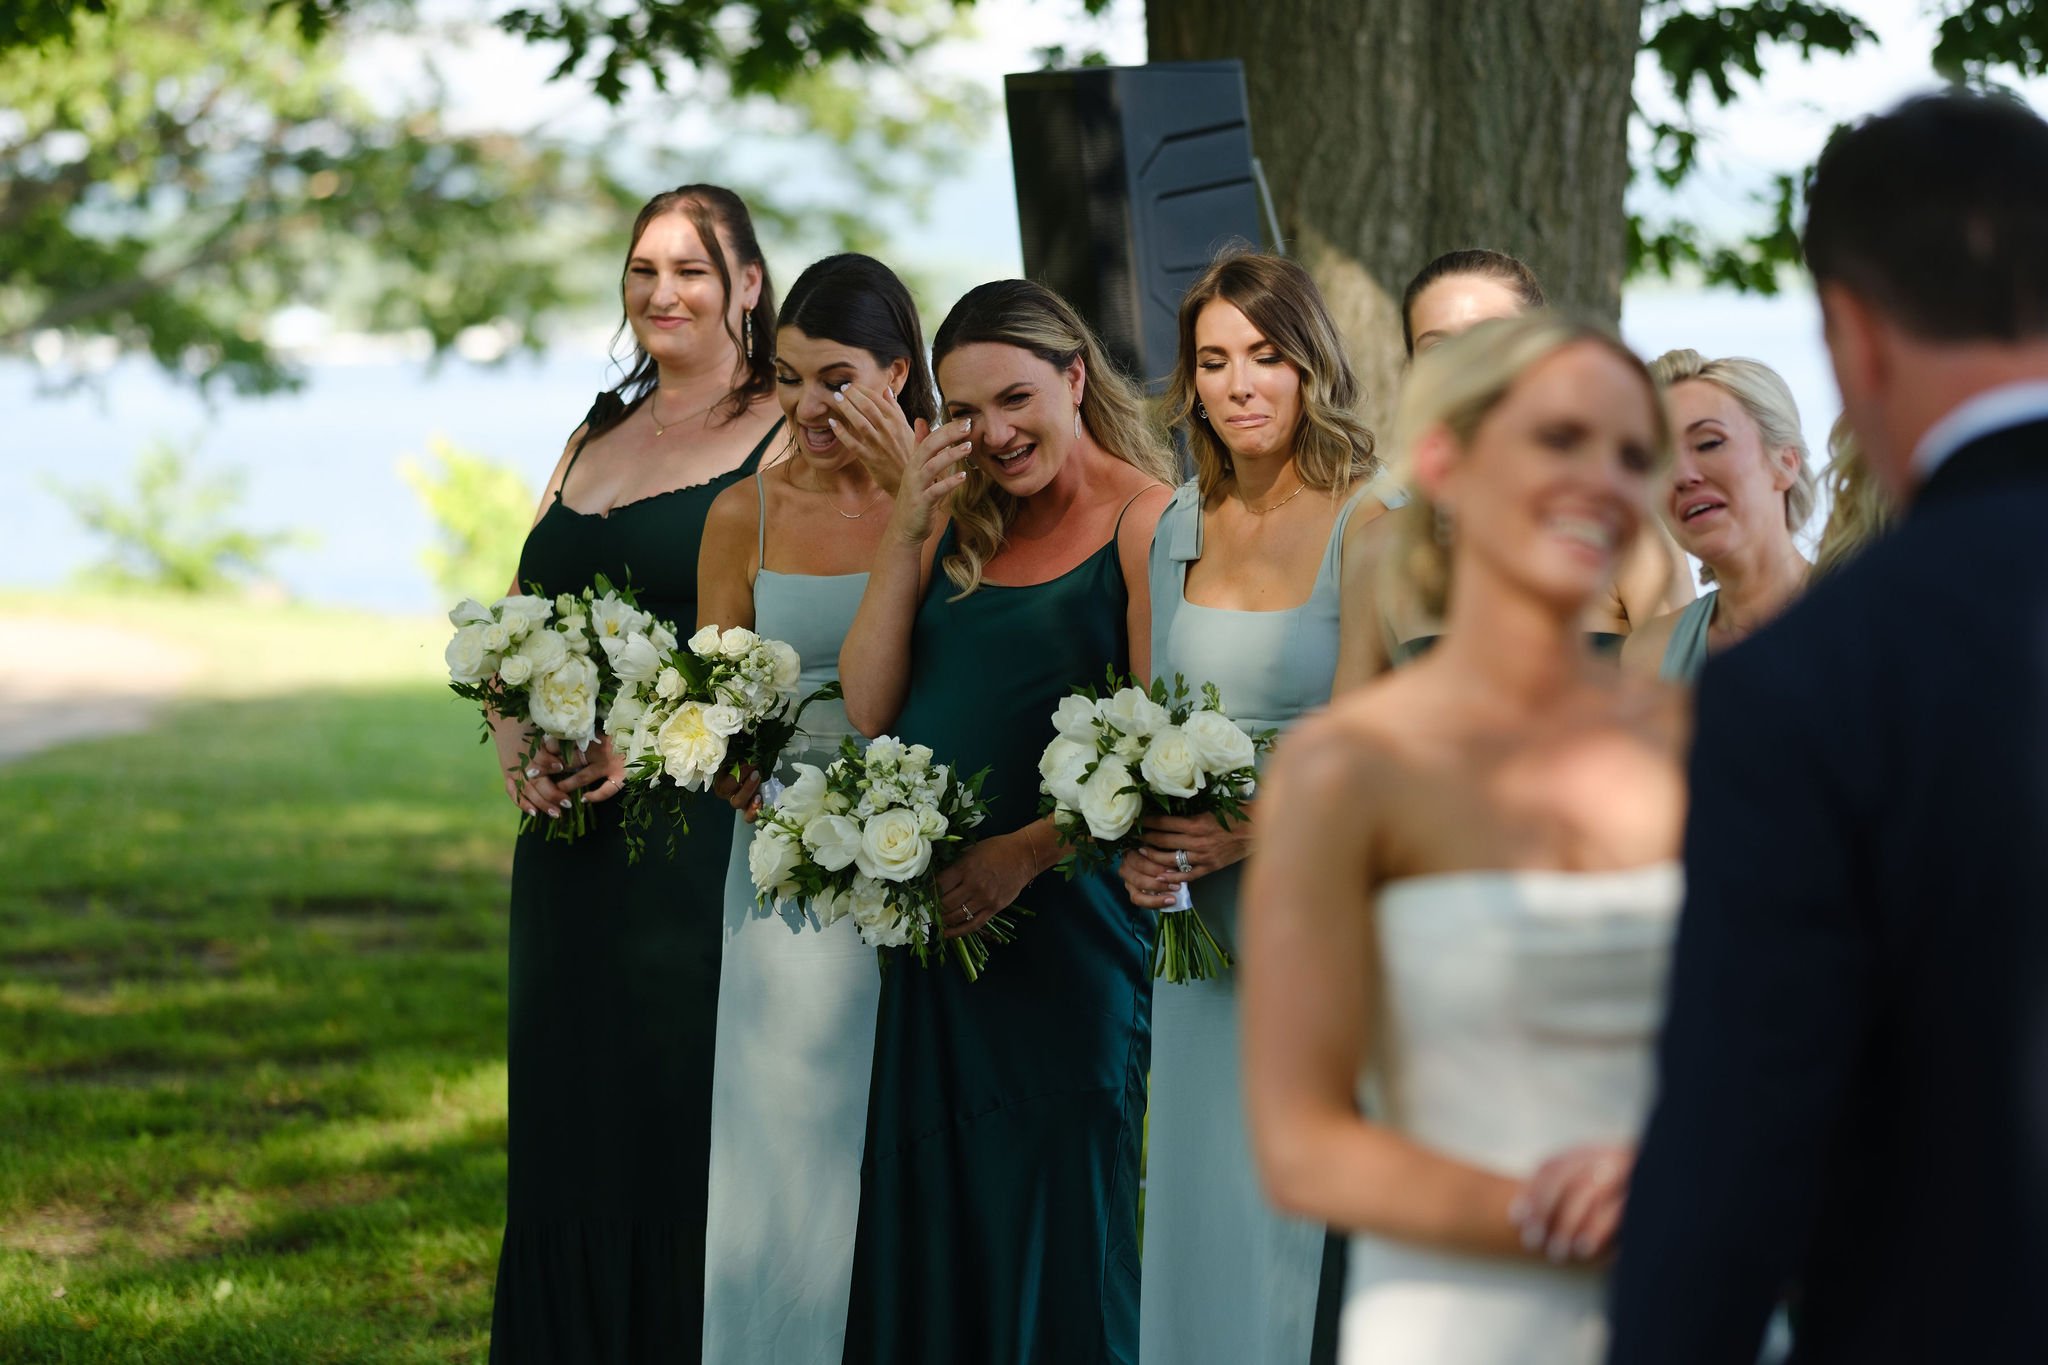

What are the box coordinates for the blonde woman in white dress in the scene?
[1241,313,1690,1365]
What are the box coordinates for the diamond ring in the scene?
[1174,849,1192,874]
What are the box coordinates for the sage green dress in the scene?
[841,508,1155,1365]
[1140,481,1368,1365]
[702,474,877,1363]
[489,393,777,1364]
[1658,591,1717,683]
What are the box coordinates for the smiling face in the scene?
[1423,340,1661,614]
[1192,299,1304,465]
[1663,377,1797,570]
[622,209,760,370]
[775,327,910,467]
[1407,273,1529,357]
[936,342,1084,498]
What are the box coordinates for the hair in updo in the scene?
[1165,249,1379,502]
[1648,348,1816,583]
[1386,312,1670,617]
[779,253,938,428]
[1400,248,1547,357]
[930,280,1175,598]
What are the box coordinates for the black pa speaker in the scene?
[1004,61,1272,392]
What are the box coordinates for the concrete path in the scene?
[0,617,198,764]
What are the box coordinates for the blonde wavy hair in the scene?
[1164,250,1379,502]
[1649,348,1816,583]
[1386,312,1672,617]
[1813,414,1895,577]
[931,280,1176,598]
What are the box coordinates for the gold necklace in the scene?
[647,389,718,436]
[1242,476,1307,515]
[791,465,885,519]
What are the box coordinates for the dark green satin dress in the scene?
[489,393,777,1364]
[842,521,1155,1365]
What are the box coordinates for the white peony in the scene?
[1038,736,1094,808]
[747,824,804,902]
[610,633,664,685]
[802,813,865,872]
[1101,686,1169,739]
[496,652,534,687]
[1052,693,1101,743]
[448,598,493,628]
[445,625,493,684]
[1138,724,1205,800]
[717,626,760,658]
[655,701,729,788]
[856,807,933,883]
[687,624,724,657]
[513,627,568,676]
[1183,708,1258,775]
[527,654,601,745]
[1077,755,1143,842]
[776,763,829,826]
[762,639,802,692]
[494,594,553,636]
[848,876,912,948]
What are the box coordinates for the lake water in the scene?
[1,288,1838,614]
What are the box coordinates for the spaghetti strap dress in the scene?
[841,506,1155,1365]
[1657,592,1717,683]
[489,392,778,1365]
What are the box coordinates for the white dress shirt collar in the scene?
[1910,380,2048,486]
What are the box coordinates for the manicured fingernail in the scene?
[559,801,573,813]
[833,390,844,401]
[525,767,538,778]
[828,417,839,428]
[545,807,559,819]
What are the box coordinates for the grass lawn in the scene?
[1,592,516,1363]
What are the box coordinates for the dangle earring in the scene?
[1433,504,1454,547]
[1073,407,1082,439]
[743,311,754,361]
[1197,402,1208,421]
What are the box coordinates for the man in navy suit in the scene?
[1608,91,2048,1364]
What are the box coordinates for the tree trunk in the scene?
[1147,0,1640,433]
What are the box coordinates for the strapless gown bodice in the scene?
[1340,863,1683,1365]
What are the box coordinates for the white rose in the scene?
[1138,724,1205,800]
[554,592,579,618]
[915,803,948,839]
[610,633,663,686]
[902,744,933,774]
[1052,693,1100,743]
[480,622,511,654]
[606,692,645,735]
[855,807,933,883]
[702,703,746,738]
[1183,708,1257,775]
[1077,755,1142,843]
[497,652,534,687]
[687,624,724,657]
[448,597,492,628]
[1038,736,1094,808]
[747,824,804,902]
[718,626,760,659]
[650,621,679,652]
[776,763,829,826]
[803,813,865,872]
[655,701,729,788]
[848,876,912,948]
[1101,686,1169,739]
[654,666,684,701]
[762,639,802,692]
[513,627,568,676]
[527,654,601,745]
[444,625,493,684]
[493,594,553,635]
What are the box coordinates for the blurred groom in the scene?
[1608,91,2048,1363]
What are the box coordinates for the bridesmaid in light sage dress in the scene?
[1120,253,1386,1365]
[694,254,942,1365]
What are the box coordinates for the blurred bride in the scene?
[1239,313,1689,1364]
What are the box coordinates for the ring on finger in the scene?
[1174,849,1192,874]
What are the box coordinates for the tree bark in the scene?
[1147,0,1640,432]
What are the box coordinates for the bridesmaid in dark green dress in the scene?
[485,185,783,1365]
[830,281,1176,1365]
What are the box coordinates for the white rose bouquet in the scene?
[1037,672,1272,983]
[613,623,841,862]
[747,734,1017,982]
[445,574,651,841]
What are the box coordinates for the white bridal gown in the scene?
[1338,864,1682,1365]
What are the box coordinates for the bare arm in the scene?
[1239,718,1529,1256]
[839,420,973,737]
[1117,483,1173,686]
[695,477,760,633]
[1331,502,1398,694]
[1608,519,1695,632]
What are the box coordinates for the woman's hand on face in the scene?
[1510,1142,1635,1264]
[548,734,628,805]
[933,829,1040,939]
[830,383,920,495]
[873,416,973,546]
[711,763,767,820]
[1122,810,1255,908]
[492,714,575,818]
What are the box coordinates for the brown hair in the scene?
[596,184,777,439]
[1400,248,1546,357]
[1165,250,1379,503]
